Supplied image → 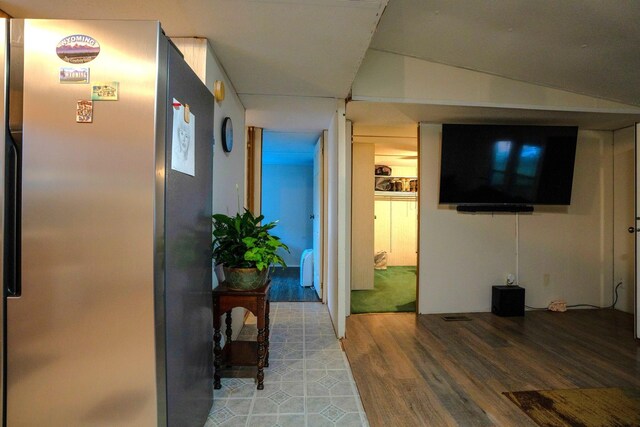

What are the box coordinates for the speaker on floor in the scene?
[492,285,525,316]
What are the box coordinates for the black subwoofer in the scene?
[492,285,525,316]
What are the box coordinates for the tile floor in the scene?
[205,302,369,427]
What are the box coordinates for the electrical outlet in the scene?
[543,273,550,287]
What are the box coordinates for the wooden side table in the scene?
[212,280,271,390]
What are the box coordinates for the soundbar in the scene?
[456,204,534,213]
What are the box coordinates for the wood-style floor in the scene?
[343,309,640,427]
[269,267,320,302]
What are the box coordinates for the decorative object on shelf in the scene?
[375,175,419,195]
[375,165,392,176]
[212,209,289,290]
[221,116,233,153]
[375,177,393,191]
[213,80,225,102]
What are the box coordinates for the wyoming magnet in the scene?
[56,34,100,64]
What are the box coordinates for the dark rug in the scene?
[503,387,640,427]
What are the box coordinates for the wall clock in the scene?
[221,117,233,153]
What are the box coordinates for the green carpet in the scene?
[351,266,416,313]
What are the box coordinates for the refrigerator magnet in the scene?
[60,67,90,84]
[91,81,119,101]
[56,34,100,64]
[171,98,196,176]
[76,100,93,123]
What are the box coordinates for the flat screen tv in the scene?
[439,124,578,206]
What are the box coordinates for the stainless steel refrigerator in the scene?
[0,19,214,426]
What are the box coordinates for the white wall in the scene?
[613,126,635,313]
[326,110,339,330]
[340,116,351,331]
[325,101,349,338]
[261,164,313,266]
[518,131,613,309]
[387,165,417,177]
[171,38,246,217]
[353,50,640,114]
[172,37,247,339]
[419,124,614,313]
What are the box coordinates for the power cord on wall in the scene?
[525,281,623,311]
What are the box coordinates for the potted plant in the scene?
[212,209,289,290]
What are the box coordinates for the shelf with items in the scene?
[375,175,418,194]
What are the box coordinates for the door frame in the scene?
[347,122,421,315]
[246,126,262,215]
[313,134,325,301]
[250,129,326,302]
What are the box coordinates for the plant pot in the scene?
[223,266,268,290]
[214,263,225,284]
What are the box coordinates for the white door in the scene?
[312,136,323,298]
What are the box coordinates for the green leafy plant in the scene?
[212,209,289,271]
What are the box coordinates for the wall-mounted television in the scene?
[439,124,578,207]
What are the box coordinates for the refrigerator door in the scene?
[163,42,214,426]
[7,20,162,426]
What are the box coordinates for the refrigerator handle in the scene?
[4,136,20,298]
[5,19,23,298]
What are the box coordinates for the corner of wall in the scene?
[174,35,250,330]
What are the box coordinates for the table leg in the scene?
[257,327,265,390]
[265,300,270,368]
[213,327,222,390]
[225,311,233,368]
[225,311,233,343]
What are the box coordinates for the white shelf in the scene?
[375,191,417,198]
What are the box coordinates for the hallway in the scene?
[269,268,321,303]
[206,302,367,426]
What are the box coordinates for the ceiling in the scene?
[0,0,387,130]
[262,131,319,165]
[370,0,640,107]
[346,0,640,130]
[3,0,639,132]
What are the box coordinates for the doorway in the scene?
[261,131,323,302]
[350,125,419,313]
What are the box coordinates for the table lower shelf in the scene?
[222,341,261,366]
